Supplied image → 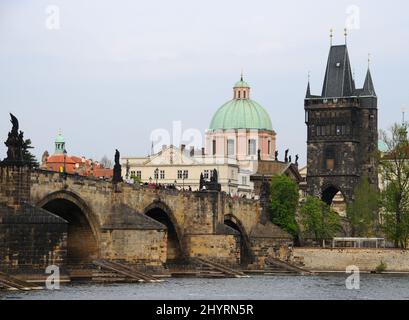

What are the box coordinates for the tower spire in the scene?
[306,71,311,98]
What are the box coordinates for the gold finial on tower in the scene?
[330,28,334,46]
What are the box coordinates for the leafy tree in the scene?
[22,139,38,167]
[300,196,342,243]
[131,175,142,185]
[346,175,379,237]
[270,175,299,237]
[378,123,409,248]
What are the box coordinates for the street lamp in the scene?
[63,149,67,172]
[62,149,68,181]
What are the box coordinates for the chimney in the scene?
[190,146,195,157]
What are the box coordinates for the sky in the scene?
[0,0,408,166]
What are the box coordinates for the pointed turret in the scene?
[322,45,355,98]
[362,68,376,96]
[305,81,311,98]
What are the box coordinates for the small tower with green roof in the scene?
[54,132,65,155]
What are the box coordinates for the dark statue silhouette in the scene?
[112,149,123,183]
[3,113,24,164]
[284,149,289,163]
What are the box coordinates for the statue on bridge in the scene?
[112,149,123,184]
[284,149,289,163]
[3,113,25,165]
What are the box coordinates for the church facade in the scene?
[305,41,378,205]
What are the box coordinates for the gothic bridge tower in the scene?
[305,41,378,205]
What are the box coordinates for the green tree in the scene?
[300,196,342,243]
[378,123,409,248]
[130,174,142,185]
[270,175,299,237]
[22,139,38,167]
[346,175,379,237]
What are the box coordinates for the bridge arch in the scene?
[144,201,184,262]
[224,214,254,266]
[37,191,100,265]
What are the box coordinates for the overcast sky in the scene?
[1,0,408,165]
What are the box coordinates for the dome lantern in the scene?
[233,74,250,100]
[209,76,273,131]
[54,131,65,155]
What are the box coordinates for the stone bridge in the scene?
[1,166,291,273]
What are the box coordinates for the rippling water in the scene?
[2,275,409,300]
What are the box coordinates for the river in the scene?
[1,274,409,300]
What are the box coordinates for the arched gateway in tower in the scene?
[305,41,378,205]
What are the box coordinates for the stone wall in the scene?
[100,229,167,267]
[0,203,67,276]
[292,248,409,272]
[184,234,241,265]
[0,166,31,207]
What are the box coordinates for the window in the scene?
[268,140,271,155]
[183,170,188,179]
[248,139,257,155]
[242,176,247,185]
[336,125,342,136]
[305,111,309,122]
[243,91,246,99]
[325,147,336,170]
[160,170,165,179]
[227,139,235,156]
[212,140,217,155]
[154,170,159,180]
[238,91,241,99]
[204,170,209,179]
[177,170,183,179]
[130,170,136,177]
[136,171,142,179]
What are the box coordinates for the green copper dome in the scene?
[209,78,273,131]
[378,139,388,153]
[209,99,273,131]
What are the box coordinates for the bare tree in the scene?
[100,155,113,169]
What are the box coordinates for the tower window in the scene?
[243,91,246,99]
[325,147,336,170]
[268,140,271,155]
[212,140,217,155]
[238,91,241,99]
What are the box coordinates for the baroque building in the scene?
[41,132,113,179]
[305,41,378,205]
[122,76,301,197]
